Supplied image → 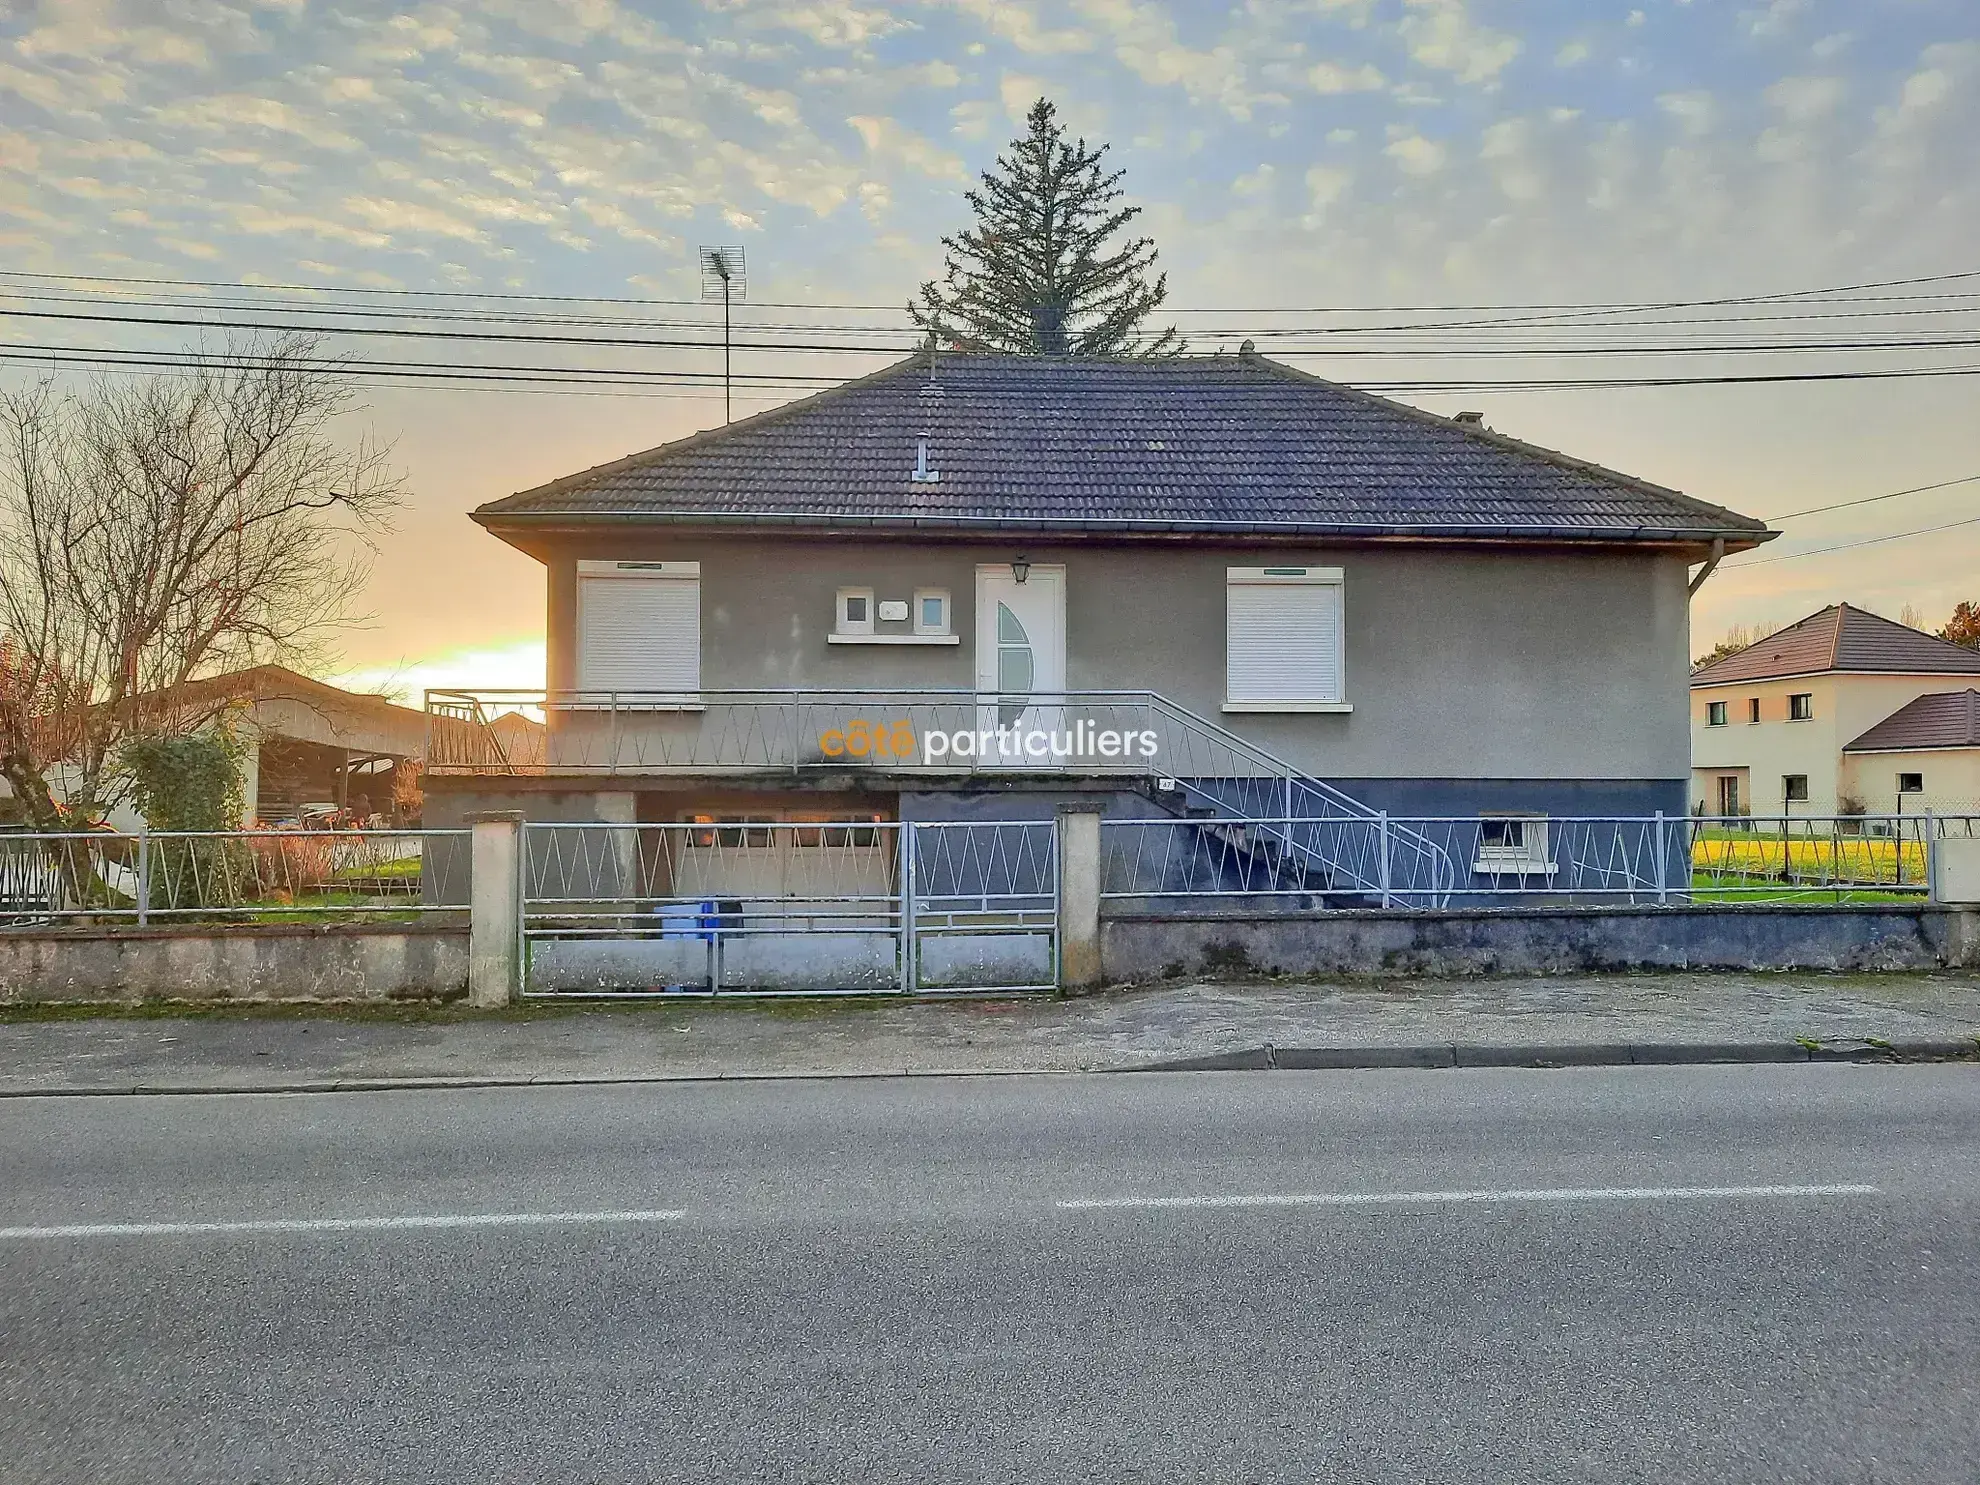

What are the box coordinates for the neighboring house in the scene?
[427,347,1771,897]
[9,665,429,829]
[1841,689,1980,817]
[1690,604,1980,817]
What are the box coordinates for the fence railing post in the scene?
[135,826,150,927]
[1654,811,1667,906]
[1377,811,1392,909]
[1056,805,1103,991]
[468,811,524,1007]
[1925,809,1938,902]
[899,821,917,995]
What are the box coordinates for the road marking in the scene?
[1057,1183,1881,1211]
[0,1209,689,1240]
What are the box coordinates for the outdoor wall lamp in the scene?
[1011,555,1031,584]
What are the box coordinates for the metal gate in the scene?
[518,819,1056,997]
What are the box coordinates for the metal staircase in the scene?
[1130,694,1456,908]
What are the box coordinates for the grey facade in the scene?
[524,535,1693,789]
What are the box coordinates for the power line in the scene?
[0,305,916,355]
[12,302,1980,361]
[1727,512,1980,567]
[1760,473,1980,522]
[7,340,1980,395]
[10,283,1980,339]
[4,264,1977,317]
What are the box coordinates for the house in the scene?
[1690,603,1980,817]
[1841,689,1980,817]
[425,346,1772,900]
[11,665,430,829]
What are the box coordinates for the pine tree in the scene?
[910,98,1182,358]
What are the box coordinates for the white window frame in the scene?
[1783,774,1810,803]
[836,587,875,636]
[1472,813,1556,876]
[1222,565,1351,713]
[912,587,951,637]
[573,559,701,707]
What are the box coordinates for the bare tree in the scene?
[1692,621,1780,670]
[0,336,402,829]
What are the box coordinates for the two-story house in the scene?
[426,346,1771,901]
[1690,603,1980,818]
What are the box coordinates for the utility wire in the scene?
[6,341,1980,395]
[1760,473,1980,522]
[10,303,1980,360]
[3,265,1976,317]
[1728,512,1980,566]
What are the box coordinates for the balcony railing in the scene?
[426,688,1459,906]
[425,688,1290,780]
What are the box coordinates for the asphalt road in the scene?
[2,1065,1977,1484]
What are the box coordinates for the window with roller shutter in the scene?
[575,561,700,696]
[1224,566,1347,711]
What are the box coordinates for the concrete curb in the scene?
[0,1037,1975,1097]
[1138,1039,1980,1072]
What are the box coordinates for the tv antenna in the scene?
[698,244,747,423]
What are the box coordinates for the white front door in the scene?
[975,565,1066,766]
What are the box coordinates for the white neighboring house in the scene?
[6,665,428,830]
[1690,604,1980,818]
[1840,689,1980,818]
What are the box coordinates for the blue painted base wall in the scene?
[1317,778,1689,821]
[903,779,1688,823]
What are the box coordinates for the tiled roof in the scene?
[1691,604,1980,686]
[474,351,1772,547]
[1845,690,1980,753]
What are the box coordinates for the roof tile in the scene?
[1693,604,1980,686]
[1844,690,1980,752]
[475,352,1772,545]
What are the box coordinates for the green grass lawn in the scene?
[1688,872,1924,905]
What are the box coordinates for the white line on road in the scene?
[1057,1183,1881,1211]
[0,1209,689,1240]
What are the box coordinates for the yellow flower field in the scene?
[1691,832,1927,885]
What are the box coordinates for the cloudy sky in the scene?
[1,0,1977,695]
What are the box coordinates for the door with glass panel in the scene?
[974,566,1066,768]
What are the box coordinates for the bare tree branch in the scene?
[0,335,404,827]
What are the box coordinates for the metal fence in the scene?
[519,818,1057,996]
[0,828,469,925]
[1101,813,1967,907]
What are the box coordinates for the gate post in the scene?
[468,811,524,1008]
[1057,805,1104,991]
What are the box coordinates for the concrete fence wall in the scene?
[3,811,1979,1005]
[0,922,470,1005]
[1099,901,1980,982]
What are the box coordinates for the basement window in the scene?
[1473,814,1555,876]
[1783,775,1810,804]
[1898,773,1924,795]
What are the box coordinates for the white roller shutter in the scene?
[1226,568,1343,706]
[577,572,700,693]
